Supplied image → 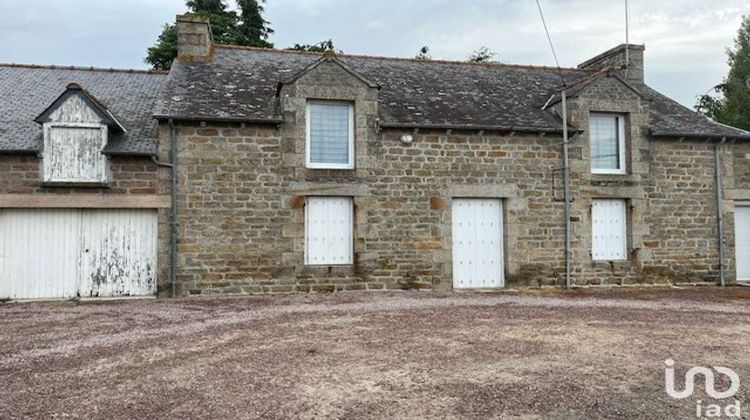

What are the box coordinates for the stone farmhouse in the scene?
[0,14,748,299]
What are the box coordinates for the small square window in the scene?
[591,199,628,261]
[590,114,626,174]
[306,101,354,169]
[305,196,353,265]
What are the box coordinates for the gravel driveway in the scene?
[1,288,749,419]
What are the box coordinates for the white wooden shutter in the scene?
[592,199,627,261]
[305,197,353,265]
[44,124,109,183]
[736,206,750,281]
[452,199,504,288]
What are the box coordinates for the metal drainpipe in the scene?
[562,90,572,289]
[169,120,178,297]
[715,138,727,287]
[149,119,178,297]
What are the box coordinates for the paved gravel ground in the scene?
[1,287,749,419]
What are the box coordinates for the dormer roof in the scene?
[34,82,127,132]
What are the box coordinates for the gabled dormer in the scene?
[34,83,125,185]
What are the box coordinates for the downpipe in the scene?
[714,138,727,287]
[150,119,179,297]
[562,90,572,289]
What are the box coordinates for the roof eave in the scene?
[379,122,582,135]
[650,131,750,141]
[154,115,285,125]
[102,149,157,157]
[0,149,39,155]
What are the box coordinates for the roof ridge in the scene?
[0,63,167,75]
[214,44,595,72]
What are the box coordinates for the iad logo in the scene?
[664,359,742,418]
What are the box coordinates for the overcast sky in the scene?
[0,0,745,107]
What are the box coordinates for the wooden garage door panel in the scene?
[79,209,158,298]
[0,209,80,299]
[736,206,750,281]
[452,199,504,289]
[0,209,157,299]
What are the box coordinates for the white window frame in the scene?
[590,113,627,175]
[304,196,354,266]
[305,100,355,170]
[591,199,628,261]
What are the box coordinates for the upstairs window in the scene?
[306,101,354,169]
[590,113,626,174]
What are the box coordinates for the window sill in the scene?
[40,181,110,188]
[591,170,627,176]
[305,165,355,171]
[304,264,353,268]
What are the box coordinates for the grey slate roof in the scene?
[155,46,591,132]
[156,46,750,139]
[0,64,167,155]
[643,86,748,138]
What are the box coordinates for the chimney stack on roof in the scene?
[578,44,645,85]
[176,14,214,62]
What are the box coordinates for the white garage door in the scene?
[452,198,504,289]
[0,209,157,299]
[736,206,750,282]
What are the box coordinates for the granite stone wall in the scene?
[170,63,750,295]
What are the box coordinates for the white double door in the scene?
[452,199,504,289]
[0,209,157,299]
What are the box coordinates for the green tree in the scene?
[186,0,239,44]
[235,0,273,47]
[695,15,750,130]
[146,24,178,71]
[145,0,273,70]
[415,46,431,60]
[467,46,496,63]
[287,39,338,53]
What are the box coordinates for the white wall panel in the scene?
[43,125,108,183]
[452,199,504,289]
[305,197,353,265]
[736,206,750,281]
[78,209,158,297]
[0,209,157,299]
[0,210,80,299]
[592,199,627,261]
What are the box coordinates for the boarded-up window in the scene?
[590,114,626,174]
[43,124,108,183]
[306,101,354,169]
[305,197,353,265]
[592,199,627,261]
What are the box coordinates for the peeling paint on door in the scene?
[0,209,157,299]
[78,209,158,297]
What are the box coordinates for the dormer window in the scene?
[590,113,626,175]
[306,101,354,169]
[34,83,124,185]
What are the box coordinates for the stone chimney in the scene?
[176,14,214,61]
[578,44,644,85]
